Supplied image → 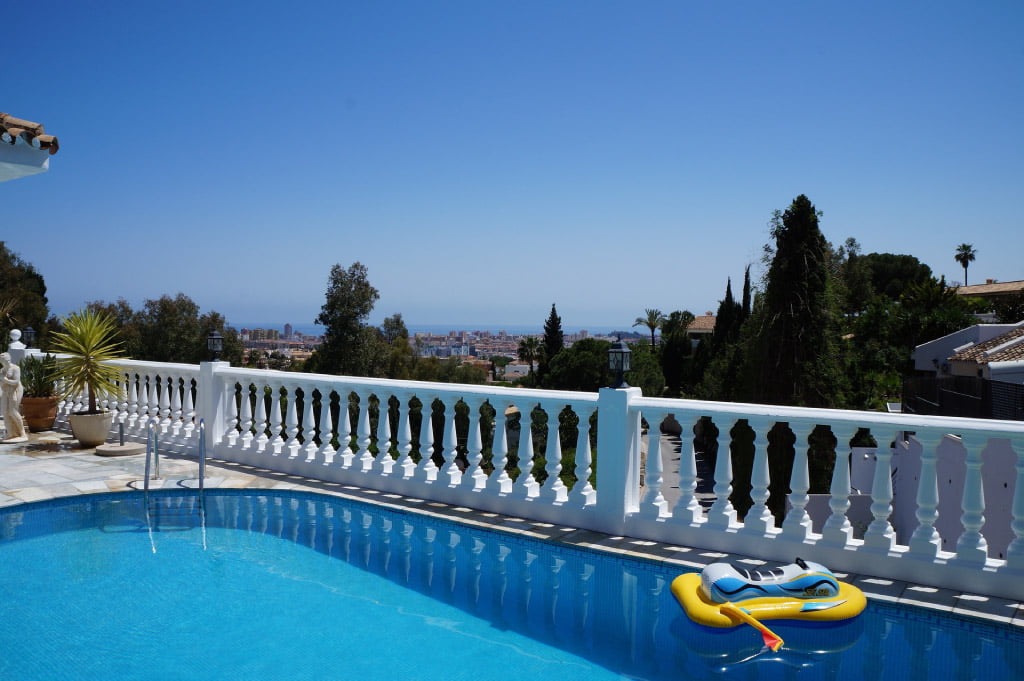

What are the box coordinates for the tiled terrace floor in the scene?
[2,430,1023,627]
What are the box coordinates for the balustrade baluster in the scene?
[909,430,943,558]
[393,393,416,478]
[540,404,567,503]
[438,398,461,486]
[301,388,318,464]
[568,405,596,507]
[955,434,989,564]
[863,430,897,551]
[183,378,196,439]
[822,424,856,545]
[267,384,285,454]
[284,386,301,459]
[415,397,438,481]
[239,383,254,449]
[513,402,540,499]
[489,402,513,494]
[374,396,394,475]
[127,375,140,429]
[159,375,172,432]
[706,418,738,528]
[671,414,702,524]
[149,375,162,432]
[638,412,668,518]
[137,377,150,430]
[1006,437,1024,571]
[336,391,354,468]
[316,390,337,466]
[741,417,774,535]
[355,391,374,473]
[252,382,269,452]
[170,376,183,438]
[116,373,129,427]
[781,423,814,541]
[461,397,487,491]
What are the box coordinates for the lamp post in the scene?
[207,330,224,362]
[608,337,632,389]
[22,326,35,347]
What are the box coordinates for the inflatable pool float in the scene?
[671,558,866,651]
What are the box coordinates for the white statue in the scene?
[0,352,28,442]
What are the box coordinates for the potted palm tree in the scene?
[19,353,59,431]
[50,309,125,447]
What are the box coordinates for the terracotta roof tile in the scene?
[688,315,717,332]
[949,327,1024,364]
[955,280,1024,297]
[0,112,59,154]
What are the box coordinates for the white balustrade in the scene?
[50,359,1024,600]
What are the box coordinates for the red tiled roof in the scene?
[0,112,59,155]
[955,280,1024,298]
[688,315,717,332]
[949,327,1024,364]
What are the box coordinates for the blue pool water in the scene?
[0,490,1021,681]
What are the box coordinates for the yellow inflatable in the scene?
[672,558,866,651]
[671,572,867,628]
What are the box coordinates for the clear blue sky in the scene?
[4,1,1022,331]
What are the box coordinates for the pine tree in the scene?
[539,304,564,382]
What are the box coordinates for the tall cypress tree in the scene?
[539,303,564,383]
[743,195,843,407]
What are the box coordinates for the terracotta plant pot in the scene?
[68,411,115,448]
[21,396,60,432]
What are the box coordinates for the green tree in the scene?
[954,243,977,285]
[0,241,50,344]
[378,313,414,379]
[632,308,665,350]
[313,262,380,376]
[86,295,242,364]
[659,310,694,396]
[517,336,541,379]
[745,195,844,407]
[993,294,1024,323]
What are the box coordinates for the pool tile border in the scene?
[1,433,1022,628]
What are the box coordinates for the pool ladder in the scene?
[142,419,208,551]
[143,418,206,491]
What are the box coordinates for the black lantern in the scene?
[608,337,631,389]
[207,330,224,362]
[22,326,35,346]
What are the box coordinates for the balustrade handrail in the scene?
[632,394,1024,438]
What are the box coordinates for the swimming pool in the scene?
[0,490,1021,680]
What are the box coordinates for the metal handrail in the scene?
[198,418,206,491]
[143,418,160,492]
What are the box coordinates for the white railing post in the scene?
[909,431,943,559]
[821,424,856,546]
[954,434,989,565]
[863,433,897,551]
[706,418,739,530]
[741,417,774,535]
[781,423,813,541]
[593,387,641,535]
[1007,436,1024,571]
[670,414,703,525]
[197,361,231,453]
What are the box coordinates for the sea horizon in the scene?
[232,322,632,337]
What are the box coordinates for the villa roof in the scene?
[688,314,716,332]
[949,326,1024,365]
[956,279,1024,299]
[0,112,59,154]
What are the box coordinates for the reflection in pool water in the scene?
[0,490,1021,681]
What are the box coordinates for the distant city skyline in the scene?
[4,3,1021,326]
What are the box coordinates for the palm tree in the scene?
[517,336,541,377]
[633,308,665,349]
[955,243,977,286]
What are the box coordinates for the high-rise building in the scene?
[284,323,293,339]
